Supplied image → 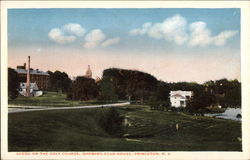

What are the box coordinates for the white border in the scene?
[1,1,250,160]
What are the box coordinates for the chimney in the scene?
[24,63,26,70]
[26,56,31,96]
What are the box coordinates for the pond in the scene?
[204,107,242,121]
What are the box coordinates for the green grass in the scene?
[8,91,118,107]
[8,105,242,151]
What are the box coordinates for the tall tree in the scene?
[67,76,98,101]
[8,68,19,99]
[204,78,241,107]
[148,81,171,110]
[186,91,217,113]
[102,68,158,103]
[98,77,118,102]
[48,70,71,92]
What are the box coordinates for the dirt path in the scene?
[8,102,130,114]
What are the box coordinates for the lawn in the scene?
[8,91,118,107]
[8,104,242,151]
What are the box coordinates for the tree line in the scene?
[8,67,241,112]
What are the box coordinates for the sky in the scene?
[8,8,241,83]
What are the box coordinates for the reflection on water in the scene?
[204,108,242,121]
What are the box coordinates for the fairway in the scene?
[8,105,242,151]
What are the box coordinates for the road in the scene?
[8,102,130,114]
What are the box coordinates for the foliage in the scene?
[97,77,118,102]
[67,76,98,101]
[148,81,204,111]
[154,81,171,101]
[102,68,158,103]
[47,70,71,93]
[8,68,19,99]
[98,107,125,137]
[148,81,171,110]
[204,79,241,107]
[186,91,217,113]
[169,81,204,94]
[168,78,241,113]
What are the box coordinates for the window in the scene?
[180,101,184,106]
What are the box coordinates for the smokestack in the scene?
[26,56,31,96]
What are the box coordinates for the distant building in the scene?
[170,90,193,108]
[16,63,49,90]
[19,82,43,97]
[85,65,92,78]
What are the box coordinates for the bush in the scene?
[98,107,125,137]
[169,107,186,112]
[148,95,170,111]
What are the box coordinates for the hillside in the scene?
[8,105,241,151]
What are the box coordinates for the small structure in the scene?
[170,90,193,108]
[85,65,92,78]
[19,82,43,97]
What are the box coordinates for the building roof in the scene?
[170,94,186,99]
[170,90,193,97]
[20,82,39,90]
[16,68,49,76]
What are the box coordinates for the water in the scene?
[204,108,242,121]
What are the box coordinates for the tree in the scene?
[67,76,98,101]
[98,77,118,102]
[135,72,158,104]
[99,107,125,137]
[48,70,71,92]
[8,68,19,99]
[204,78,241,107]
[102,68,158,103]
[148,81,171,110]
[187,91,217,113]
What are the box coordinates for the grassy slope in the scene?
[8,92,117,107]
[8,105,241,151]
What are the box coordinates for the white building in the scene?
[170,90,193,108]
[19,82,43,97]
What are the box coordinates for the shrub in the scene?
[98,107,125,137]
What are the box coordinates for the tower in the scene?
[85,65,92,78]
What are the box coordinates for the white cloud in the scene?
[101,37,120,47]
[130,14,189,45]
[83,29,106,49]
[188,22,238,47]
[130,14,238,47]
[130,22,152,36]
[48,28,76,44]
[49,24,120,48]
[160,14,188,45]
[62,23,86,37]
[48,23,85,44]
[214,31,238,46]
[188,21,213,47]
